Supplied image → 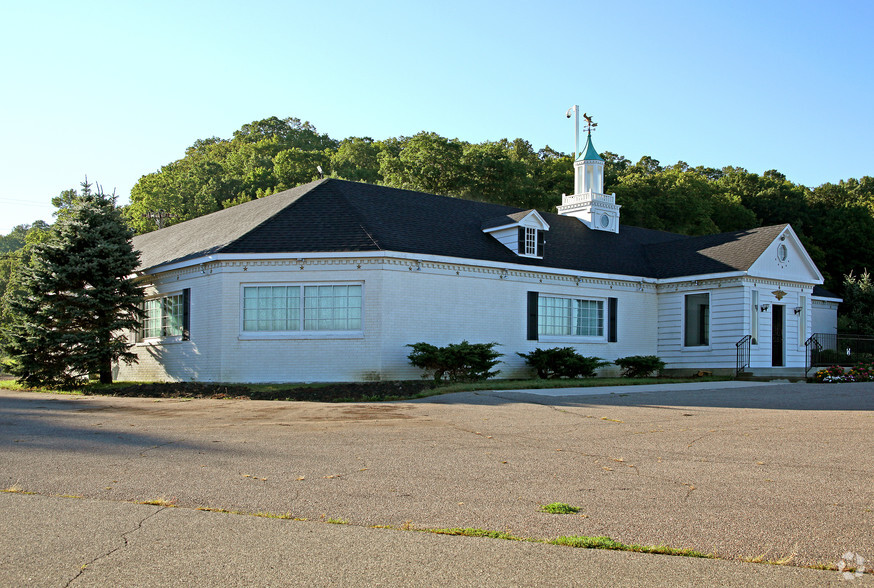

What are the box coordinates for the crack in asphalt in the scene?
[139,440,176,457]
[65,506,166,587]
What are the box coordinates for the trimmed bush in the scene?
[407,341,502,383]
[517,347,608,379]
[614,355,665,378]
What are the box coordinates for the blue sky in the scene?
[1,0,872,235]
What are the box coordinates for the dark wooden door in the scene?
[771,305,784,367]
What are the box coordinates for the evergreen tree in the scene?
[2,181,144,386]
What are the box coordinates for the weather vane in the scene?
[582,112,598,134]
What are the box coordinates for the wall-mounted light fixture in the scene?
[794,306,802,314]
[760,304,770,312]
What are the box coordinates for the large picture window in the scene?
[242,284,362,333]
[684,293,710,347]
[140,292,187,341]
[538,295,603,337]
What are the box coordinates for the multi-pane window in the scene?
[243,286,301,331]
[538,296,604,337]
[684,293,710,347]
[141,294,184,339]
[243,284,362,332]
[524,227,538,256]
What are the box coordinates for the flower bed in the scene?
[814,363,874,383]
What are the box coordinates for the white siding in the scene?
[657,283,746,370]
[812,299,839,336]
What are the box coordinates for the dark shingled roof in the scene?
[133,178,788,279]
[812,285,841,299]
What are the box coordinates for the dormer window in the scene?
[519,226,544,257]
[482,209,549,259]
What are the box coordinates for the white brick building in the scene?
[117,132,832,382]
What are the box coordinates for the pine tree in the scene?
[2,181,144,386]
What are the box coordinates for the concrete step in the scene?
[736,367,808,382]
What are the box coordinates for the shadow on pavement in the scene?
[0,394,208,454]
[418,382,874,411]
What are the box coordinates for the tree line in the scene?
[2,115,874,322]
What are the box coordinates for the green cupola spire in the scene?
[577,130,603,162]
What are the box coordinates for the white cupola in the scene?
[557,114,620,233]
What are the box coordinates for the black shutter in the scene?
[536,230,545,257]
[517,227,525,254]
[608,297,618,342]
[137,300,145,342]
[527,291,539,341]
[182,288,191,341]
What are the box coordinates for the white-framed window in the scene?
[751,290,759,345]
[242,283,362,334]
[140,293,185,340]
[798,295,807,346]
[538,295,604,338]
[524,227,538,256]
[684,292,710,347]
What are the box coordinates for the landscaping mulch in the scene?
[105,380,435,402]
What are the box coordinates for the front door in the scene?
[772,305,784,367]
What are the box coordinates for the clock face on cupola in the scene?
[556,108,621,233]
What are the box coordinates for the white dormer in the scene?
[557,129,620,233]
[482,210,550,258]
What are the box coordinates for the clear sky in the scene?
[1,0,872,235]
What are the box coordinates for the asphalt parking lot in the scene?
[1,381,871,586]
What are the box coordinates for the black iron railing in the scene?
[736,334,751,377]
[806,333,874,374]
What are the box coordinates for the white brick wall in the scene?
[117,255,660,383]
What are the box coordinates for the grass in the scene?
[4,488,845,572]
[138,497,177,507]
[1,484,36,494]
[549,535,713,558]
[425,527,524,541]
[0,374,732,403]
[539,502,580,514]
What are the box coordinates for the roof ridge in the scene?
[321,181,384,250]
[218,179,332,253]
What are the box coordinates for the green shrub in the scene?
[517,347,608,379]
[614,355,665,378]
[407,341,502,383]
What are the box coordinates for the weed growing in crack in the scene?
[539,502,580,514]
[549,535,712,558]
[426,528,524,541]
[138,497,177,507]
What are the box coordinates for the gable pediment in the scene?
[747,226,823,284]
[481,209,550,233]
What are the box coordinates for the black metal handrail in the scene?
[736,334,751,377]
[806,333,874,374]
